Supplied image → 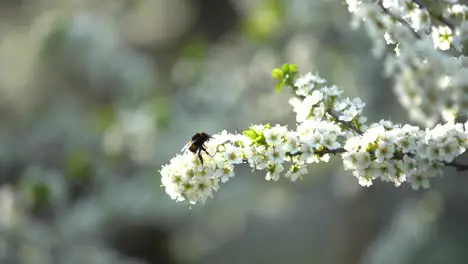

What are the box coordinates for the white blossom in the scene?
[265,164,285,181]
[285,166,308,182]
[432,25,454,51]
[345,0,468,126]
[264,125,287,145]
[284,132,300,154]
[266,146,286,164]
[224,144,243,164]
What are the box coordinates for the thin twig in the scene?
[445,161,468,171]
[378,1,421,39]
[327,110,364,136]
[412,0,455,30]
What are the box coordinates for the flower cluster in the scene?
[345,0,468,126]
[161,65,468,205]
[343,121,468,189]
[160,131,246,204]
[288,72,367,134]
[244,121,339,182]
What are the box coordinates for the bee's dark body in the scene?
[185,132,212,165]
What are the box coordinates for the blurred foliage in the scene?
[242,0,285,41]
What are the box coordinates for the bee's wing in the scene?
[181,141,192,152]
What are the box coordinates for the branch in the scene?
[378,1,421,39]
[393,150,468,172]
[327,110,363,136]
[291,90,363,135]
[445,161,468,171]
[412,0,455,30]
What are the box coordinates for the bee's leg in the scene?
[201,145,212,157]
[197,148,204,165]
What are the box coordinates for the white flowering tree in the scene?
[161,0,468,205]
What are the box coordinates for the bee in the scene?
[182,132,212,165]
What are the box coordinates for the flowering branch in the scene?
[160,64,468,205]
[346,0,468,128]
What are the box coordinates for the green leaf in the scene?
[274,83,284,93]
[254,134,267,146]
[40,16,69,58]
[287,64,298,73]
[241,0,285,41]
[149,97,171,129]
[28,183,51,207]
[271,68,283,80]
[352,118,360,132]
[272,64,298,91]
[243,130,258,140]
[181,36,207,59]
[94,105,116,132]
[66,151,89,180]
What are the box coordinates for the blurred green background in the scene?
[1,0,468,263]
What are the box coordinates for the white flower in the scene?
[356,152,371,170]
[296,91,324,122]
[289,97,302,113]
[311,103,326,120]
[339,107,359,122]
[322,85,343,96]
[345,0,361,13]
[351,97,365,109]
[379,119,394,129]
[196,166,215,181]
[358,115,368,125]
[333,99,348,112]
[215,164,234,183]
[437,138,459,162]
[384,32,396,45]
[265,164,284,181]
[396,135,418,153]
[224,144,243,164]
[266,146,286,164]
[321,133,341,150]
[319,153,331,163]
[432,25,453,51]
[245,145,267,170]
[342,152,359,170]
[396,155,417,176]
[409,8,431,32]
[284,132,300,154]
[295,73,326,97]
[375,142,395,162]
[379,163,398,181]
[425,143,441,161]
[343,151,371,171]
[296,98,314,122]
[264,125,287,145]
[352,170,374,187]
[294,72,315,96]
[285,166,308,182]
[310,90,324,105]
[211,130,234,145]
[302,130,322,149]
[344,136,361,151]
[409,173,430,190]
[389,172,406,187]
